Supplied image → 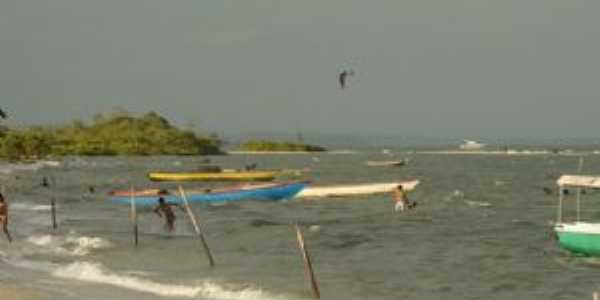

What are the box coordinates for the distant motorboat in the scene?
[554,175,600,256]
[365,160,405,167]
[459,140,486,150]
[296,180,419,199]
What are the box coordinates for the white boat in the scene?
[554,175,600,256]
[296,180,419,199]
[365,160,405,167]
[459,140,486,150]
[381,149,393,156]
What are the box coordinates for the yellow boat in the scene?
[148,170,279,182]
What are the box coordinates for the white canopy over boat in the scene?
[459,140,486,150]
[555,222,600,234]
[557,175,600,188]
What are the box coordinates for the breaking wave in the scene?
[10,203,52,211]
[26,232,112,256]
[0,160,61,174]
[53,261,295,300]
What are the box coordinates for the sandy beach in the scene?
[0,284,41,300]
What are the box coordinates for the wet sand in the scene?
[0,284,40,300]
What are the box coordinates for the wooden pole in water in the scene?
[557,185,564,223]
[178,185,215,267]
[576,156,584,222]
[50,177,57,230]
[294,224,320,299]
[50,198,57,230]
[130,185,138,247]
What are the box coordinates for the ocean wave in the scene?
[0,160,61,174]
[0,250,57,272]
[10,203,52,211]
[27,232,112,256]
[465,200,492,207]
[53,261,292,300]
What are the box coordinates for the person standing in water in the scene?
[0,193,13,243]
[153,197,183,232]
[393,185,416,212]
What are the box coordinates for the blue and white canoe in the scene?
[109,181,307,206]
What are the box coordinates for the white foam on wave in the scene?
[465,200,492,207]
[27,232,112,256]
[53,261,291,300]
[0,160,61,174]
[11,203,51,211]
[0,248,57,273]
[53,262,202,297]
[3,240,295,300]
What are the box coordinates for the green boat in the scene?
[554,175,600,256]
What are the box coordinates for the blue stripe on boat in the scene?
[109,182,307,206]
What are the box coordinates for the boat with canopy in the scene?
[554,174,600,256]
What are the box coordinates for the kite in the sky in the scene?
[338,70,355,89]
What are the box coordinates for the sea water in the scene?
[1,151,600,300]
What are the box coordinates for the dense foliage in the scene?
[239,140,326,152]
[0,111,223,160]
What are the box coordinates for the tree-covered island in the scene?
[0,111,223,160]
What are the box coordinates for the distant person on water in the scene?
[393,185,416,212]
[0,193,13,243]
[153,197,183,232]
[41,177,49,188]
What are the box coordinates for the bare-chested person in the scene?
[393,185,416,213]
[153,197,184,232]
[0,193,13,243]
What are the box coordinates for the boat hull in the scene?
[148,170,278,182]
[296,180,419,199]
[109,182,307,206]
[365,160,405,167]
[555,223,600,256]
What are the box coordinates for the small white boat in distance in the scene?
[296,179,419,199]
[365,160,405,167]
[459,140,486,150]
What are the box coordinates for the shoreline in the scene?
[0,283,41,300]
[227,151,324,155]
[416,150,589,156]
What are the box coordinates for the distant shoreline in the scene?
[227,151,318,155]
[227,150,360,155]
[417,150,588,156]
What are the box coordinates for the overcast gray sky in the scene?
[1,0,600,139]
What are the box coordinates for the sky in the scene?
[1,0,600,140]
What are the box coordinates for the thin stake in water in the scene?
[295,224,320,299]
[50,198,57,230]
[130,185,138,247]
[576,156,584,222]
[51,177,57,230]
[178,185,215,267]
